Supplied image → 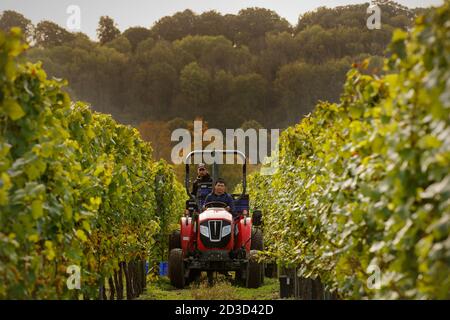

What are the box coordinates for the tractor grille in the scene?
[199,220,231,249]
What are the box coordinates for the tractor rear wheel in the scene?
[169,230,181,252]
[250,228,263,250]
[168,248,185,289]
[246,250,262,288]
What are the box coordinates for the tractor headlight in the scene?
[199,225,209,238]
[222,225,231,237]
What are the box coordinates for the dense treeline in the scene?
[0,29,186,299]
[249,2,449,299]
[0,1,423,130]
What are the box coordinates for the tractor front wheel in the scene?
[168,248,185,289]
[250,228,263,250]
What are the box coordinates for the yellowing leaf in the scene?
[76,229,88,242]
[94,163,104,176]
[0,173,12,205]
[89,197,102,207]
[3,98,25,120]
[82,220,91,233]
[44,240,55,261]
[31,200,44,219]
[392,29,407,42]
[86,128,96,139]
[64,206,73,220]
[418,134,441,149]
[28,234,39,243]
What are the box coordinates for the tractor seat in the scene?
[232,194,249,214]
[197,182,212,208]
[185,182,212,215]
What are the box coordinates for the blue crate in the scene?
[159,261,168,276]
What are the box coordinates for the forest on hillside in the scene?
[0,1,427,137]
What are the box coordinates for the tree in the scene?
[106,35,132,54]
[179,62,210,116]
[227,73,268,126]
[123,27,152,51]
[258,32,298,80]
[274,59,350,123]
[195,10,226,36]
[241,120,263,130]
[174,35,251,74]
[235,8,292,51]
[34,21,75,47]
[97,16,120,45]
[135,37,155,54]
[0,10,33,40]
[151,9,196,41]
[141,62,178,117]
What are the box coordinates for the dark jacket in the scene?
[204,192,235,214]
[191,173,212,196]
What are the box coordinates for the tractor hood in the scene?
[198,209,233,249]
[199,208,232,222]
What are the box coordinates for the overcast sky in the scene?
[0,0,444,39]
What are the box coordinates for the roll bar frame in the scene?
[184,149,247,198]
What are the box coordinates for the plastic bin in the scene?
[159,261,168,276]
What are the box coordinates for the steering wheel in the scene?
[204,201,228,209]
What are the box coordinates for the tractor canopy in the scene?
[184,150,249,214]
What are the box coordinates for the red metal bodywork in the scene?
[180,208,253,254]
[236,216,252,252]
[180,216,194,252]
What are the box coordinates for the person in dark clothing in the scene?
[191,163,212,196]
[204,179,235,215]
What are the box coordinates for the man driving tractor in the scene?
[204,178,235,215]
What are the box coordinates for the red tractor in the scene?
[168,150,264,288]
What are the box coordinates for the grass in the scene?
[139,273,279,300]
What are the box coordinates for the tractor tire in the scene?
[168,248,185,289]
[250,228,263,251]
[246,250,262,288]
[169,230,181,252]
